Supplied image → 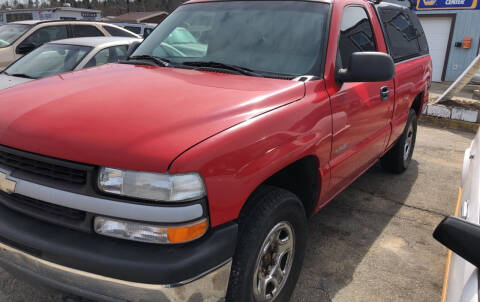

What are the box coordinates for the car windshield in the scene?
[4,43,92,79]
[0,24,31,48]
[133,1,329,78]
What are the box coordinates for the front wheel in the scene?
[381,109,417,173]
[226,186,307,302]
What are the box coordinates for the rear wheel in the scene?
[226,186,307,302]
[381,109,417,173]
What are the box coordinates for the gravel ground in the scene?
[0,124,474,302]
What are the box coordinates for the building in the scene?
[0,6,101,26]
[389,0,480,82]
[107,11,168,24]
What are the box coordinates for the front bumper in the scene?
[0,241,231,302]
[0,198,237,301]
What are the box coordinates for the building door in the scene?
[419,16,453,82]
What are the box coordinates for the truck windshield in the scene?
[0,24,31,48]
[133,1,329,78]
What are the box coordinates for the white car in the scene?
[0,20,140,71]
[0,36,142,90]
[434,130,480,302]
[111,22,157,38]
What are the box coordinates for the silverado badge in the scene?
[0,172,16,194]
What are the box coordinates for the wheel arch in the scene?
[411,92,424,117]
[239,155,321,219]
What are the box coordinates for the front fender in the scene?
[169,81,332,227]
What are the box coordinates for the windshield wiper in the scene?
[6,73,36,79]
[182,61,262,77]
[127,55,170,67]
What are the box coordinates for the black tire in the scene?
[381,109,417,174]
[226,186,307,302]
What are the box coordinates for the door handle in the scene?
[380,86,389,101]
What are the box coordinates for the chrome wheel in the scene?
[253,222,295,301]
[403,123,414,161]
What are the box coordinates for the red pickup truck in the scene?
[0,0,431,301]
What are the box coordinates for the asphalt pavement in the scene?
[0,124,474,302]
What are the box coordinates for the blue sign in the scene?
[416,0,479,10]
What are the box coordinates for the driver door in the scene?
[328,5,394,194]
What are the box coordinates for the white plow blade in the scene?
[435,54,480,104]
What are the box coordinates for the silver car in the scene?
[0,36,142,90]
[434,130,480,302]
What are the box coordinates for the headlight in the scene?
[98,167,206,202]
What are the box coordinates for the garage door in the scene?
[419,16,452,82]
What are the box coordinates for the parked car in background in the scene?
[111,22,157,38]
[0,37,141,91]
[434,130,480,302]
[0,20,140,71]
[0,0,431,301]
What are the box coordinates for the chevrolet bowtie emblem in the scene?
[0,172,16,194]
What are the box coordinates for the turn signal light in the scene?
[94,217,209,244]
[167,219,209,243]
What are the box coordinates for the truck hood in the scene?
[0,63,305,172]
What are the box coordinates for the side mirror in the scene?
[336,52,395,83]
[127,41,141,58]
[433,216,480,267]
[16,42,36,55]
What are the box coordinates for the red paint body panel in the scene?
[171,80,332,226]
[387,55,432,149]
[0,0,432,228]
[0,63,305,172]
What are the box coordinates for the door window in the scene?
[408,11,429,55]
[84,45,128,68]
[72,25,104,37]
[21,25,68,48]
[124,26,141,34]
[103,25,137,37]
[377,7,422,62]
[337,6,376,69]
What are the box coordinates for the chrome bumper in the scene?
[0,241,231,302]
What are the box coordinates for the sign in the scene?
[463,37,473,48]
[81,12,97,18]
[416,0,479,10]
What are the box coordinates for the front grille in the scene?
[1,192,86,221]
[0,147,87,185]
[0,191,91,232]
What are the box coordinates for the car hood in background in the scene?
[0,63,305,172]
[0,74,32,90]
